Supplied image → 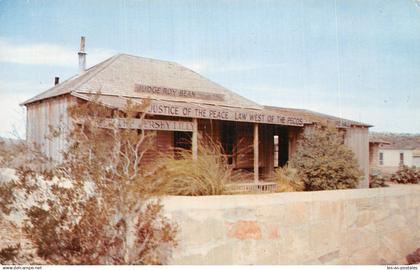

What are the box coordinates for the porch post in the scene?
[254,123,259,183]
[192,118,198,160]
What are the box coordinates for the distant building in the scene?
[370,134,420,174]
[413,150,420,168]
[369,138,390,173]
[22,37,372,187]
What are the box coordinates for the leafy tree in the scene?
[0,96,177,264]
[290,125,363,191]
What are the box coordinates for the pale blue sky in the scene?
[0,0,419,137]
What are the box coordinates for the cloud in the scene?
[0,92,28,139]
[0,80,45,94]
[0,38,116,68]
[0,80,47,139]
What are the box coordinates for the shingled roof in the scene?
[23,53,371,128]
[22,54,262,110]
[370,133,420,150]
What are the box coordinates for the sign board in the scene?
[95,118,194,132]
[134,84,225,102]
[142,119,193,132]
[73,93,305,127]
[145,101,305,127]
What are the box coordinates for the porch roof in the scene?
[71,92,309,127]
[264,106,372,128]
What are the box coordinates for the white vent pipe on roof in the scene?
[78,36,87,74]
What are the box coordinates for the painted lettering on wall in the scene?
[95,118,194,131]
[142,119,193,132]
[146,101,305,127]
[134,84,225,102]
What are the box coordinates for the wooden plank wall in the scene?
[261,124,274,178]
[288,127,303,160]
[235,122,254,169]
[198,119,220,143]
[142,130,174,164]
[26,95,75,163]
[344,127,369,188]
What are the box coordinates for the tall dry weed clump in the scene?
[290,124,363,191]
[271,165,304,192]
[145,138,242,196]
[0,96,177,265]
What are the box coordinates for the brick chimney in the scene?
[78,36,87,74]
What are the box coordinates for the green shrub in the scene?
[369,171,389,188]
[290,125,363,191]
[271,165,304,192]
[389,165,420,184]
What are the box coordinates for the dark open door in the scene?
[277,126,289,167]
[174,131,192,159]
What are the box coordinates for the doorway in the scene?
[174,131,192,158]
[220,121,236,165]
[276,126,289,167]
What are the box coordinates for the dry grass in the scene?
[145,137,246,196]
[270,165,304,192]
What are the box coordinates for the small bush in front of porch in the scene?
[271,165,304,192]
[389,165,420,184]
[290,125,363,191]
[369,171,389,188]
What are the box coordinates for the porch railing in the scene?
[226,182,277,194]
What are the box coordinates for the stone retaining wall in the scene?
[162,185,420,264]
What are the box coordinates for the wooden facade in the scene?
[23,53,371,187]
[26,95,76,163]
[345,127,370,188]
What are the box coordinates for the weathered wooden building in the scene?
[22,38,371,187]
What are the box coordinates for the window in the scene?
[379,152,384,165]
[400,152,404,166]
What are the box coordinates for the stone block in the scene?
[164,186,420,265]
[309,221,340,258]
[277,225,312,263]
[282,201,311,226]
[227,220,262,240]
[347,245,380,264]
[318,249,340,264]
[342,227,377,255]
[310,201,343,223]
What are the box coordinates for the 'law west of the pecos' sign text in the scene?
[146,101,304,127]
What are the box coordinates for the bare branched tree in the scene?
[0,95,177,265]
